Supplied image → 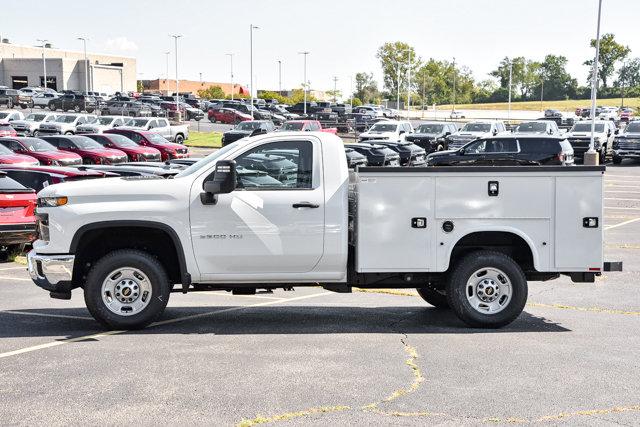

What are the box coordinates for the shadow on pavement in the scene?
[0,305,569,340]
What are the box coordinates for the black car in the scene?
[406,122,458,153]
[222,121,276,147]
[235,153,298,185]
[612,120,640,164]
[343,113,376,132]
[288,102,319,116]
[426,136,575,166]
[364,140,426,166]
[0,89,19,108]
[343,143,401,167]
[48,93,97,113]
[344,147,367,169]
[221,101,271,121]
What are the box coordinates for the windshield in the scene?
[281,122,304,131]
[145,133,170,144]
[25,114,47,122]
[98,117,115,125]
[0,144,14,155]
[461,123,491,132]
[55,115,78,123]
[417,124,443,134]
[237,122,263,131]
[370,124,398,133]
[125,118,150,127]
[0,175,32,193]
[22,138,57,152]
[175,143,240,178]
[515,122,547,133]
[0,113,9,119]
[626,122,640,133]
[72,136,103,150]
[106,134,137,147]
[572,123,605,133]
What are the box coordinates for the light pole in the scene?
[586,0,603,165]
[226,53,234,100]
[37,39,48,90]
[396,62,401,113]
[452,57,456,113]
[508,59,513,122]
[164,51,170,95]
[407,50,412,119]
[250,24,259,118]
[349,75,353,108]
[277,59,282,94]
[540,78,544,111]
[332,76,338,102]
[298,51,310,115]
[77,37,89,93]
[169,34,182,121]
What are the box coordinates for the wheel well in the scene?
[72,226,183,287]
[450,231,534,272]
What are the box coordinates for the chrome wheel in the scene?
[466,267,512,314]
[101,267,152,316]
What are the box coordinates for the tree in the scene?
[536,55,578,100]
[615,58,640,89]
[197,85,226,99]
[414,59,475,105]
[351,97,363,107]
[136,80,144,93]
[584,33,630,87]
[257,91,290,104]
[353,72,379,104]
[376,42,421,96]
[326,89,342,102]
[490,57,541,99]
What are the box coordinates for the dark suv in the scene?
[0,89,19,108]
[426,135,574,166]
[222,101,271,120]
[48,93,97,113]
[222,120,276,146]
[406,122,458,152]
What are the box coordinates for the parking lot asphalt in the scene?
[1,163,640,426]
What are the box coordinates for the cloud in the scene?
[104,37,138,52]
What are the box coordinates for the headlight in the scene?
[37,196,68,207]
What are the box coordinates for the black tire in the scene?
[613,155,622,165]
[84,249,171,330]
[446,250,527,328]
[32,130,39,137]
[599,148,606,164]
[175,134,184,144]
[416,287,449,308]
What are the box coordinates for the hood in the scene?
[454,131,488,137]
[409,132,440,138]
[0,153,39,165]
[225,130,252,136]
[81,148,127,157]
[566,132,605,137]
[620,132,640,138]
[77,124,108,131]
[9,120,39,129]
[33,150,82,161]
[39,122,62,129]
[427,149,458,158]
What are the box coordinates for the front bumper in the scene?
[27,250,75,292]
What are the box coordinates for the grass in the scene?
[185,131,222,148]
[433,97,640,113]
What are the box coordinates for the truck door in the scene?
[190,138,325,276]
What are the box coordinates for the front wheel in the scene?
[446,250,527,328]
[174,134,184,144]
[613,155,623,165]
[416,287,449,308]
[84,249,171,329]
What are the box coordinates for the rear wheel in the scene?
[7,99,13,108]
[446,250,527,328]
[613,155,622,165]
[84,249,170,329]
[175,134,184,144]
[416,287,449,308]
[599,147,606,164]
[32,130,39,137]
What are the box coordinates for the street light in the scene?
[36,39,48,90]
[407,50,412,119]
[164,51,170,95]
[277,59,282,94]
[169,34,182,121]
[332,76,338,102]
[452,57,456,113]
[508,59,513,122]
[586,0,603,165]
[77,37,89,93]
[250,24,259,118]
[226,53,234,100]
[298,51,310,115]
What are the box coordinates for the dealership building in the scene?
[0,39,136,94]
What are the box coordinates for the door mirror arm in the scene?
[200,160,237,205]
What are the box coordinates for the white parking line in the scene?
[605,206,640,211]
[0,291,331,360]
[0,267,26,271]
[605,185,640,189]
[604,198,640,201]
[1,310,94,321]
[605,217,640,230]
[0,276,32,282]
[605,190,640,194]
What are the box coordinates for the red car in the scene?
[0,143,39,166]
[83,133,162,162]
[0,171,37,253]
[0,137,82,166]
[208,107,252,124]
[0,123,17,138]
[0,165,117,192]
[41,135,128,165]
[105,129,189,161]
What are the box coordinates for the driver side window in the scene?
[233,140,314,190]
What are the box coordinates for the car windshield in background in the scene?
[25,114,47,122]
[572,123,604,133]
[282,122,304,131]
[625,122,640,133]
[126,119,150,127]
[107,135,137,147]
[175,143,241,178]
[98,117,114,125]
[417,124,443,134]
[0,113,10,119]
[515,122,547,133]
[370,124,397,132]
[0,144,14,155]
[462,123,491,132]
[73,137,103,150]
[237,122,263,131]
[22,138,57,152]
[55,115,77,123]
[145,133,170,144]
[0,175,32,193]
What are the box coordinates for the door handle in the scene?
[292,202,319,209]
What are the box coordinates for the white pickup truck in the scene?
[119,117,189,143]
[27,132,620,330]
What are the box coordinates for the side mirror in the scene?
[444,131,451,136]
[459,148,466,155]
[615,129,619,135]
[492,129,498,135]
[201,160,237,205]
[399,130,405,135]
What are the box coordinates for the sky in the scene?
[3,0,640,95]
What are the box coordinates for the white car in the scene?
[0,109,25,124]
[120,117,189,143]
[32,92,60,108]
[9,112,58,136]
[450,110,466,119]
[447,120,507,150]
[565,120,617,163]
[358,120,414,143]
[28,131,618,330]
[598,107,618,121]
[75,116,128,134]
[37,113,97,135]
[512,120,560,136]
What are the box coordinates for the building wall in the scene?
[141,79,248,96]
[0,41,136,93]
